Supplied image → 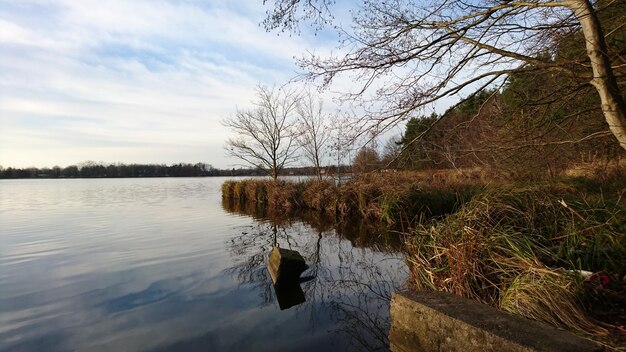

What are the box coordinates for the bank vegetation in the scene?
[220,0,626,349]
[222,167,625,349]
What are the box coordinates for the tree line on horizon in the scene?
[0,162,352,179]
[0,162,217,179]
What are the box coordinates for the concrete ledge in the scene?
[389,290,602,352]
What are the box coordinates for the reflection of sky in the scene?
[0,178,407,352]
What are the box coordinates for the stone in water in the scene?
[267,247,308,285]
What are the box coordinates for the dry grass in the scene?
[221,172,479,225]
[405,185,625,350]
[221,170,625,350]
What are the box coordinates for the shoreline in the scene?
[221,171,626,350]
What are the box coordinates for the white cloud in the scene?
[0,0,336,168]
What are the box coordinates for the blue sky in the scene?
[0,0,342,168]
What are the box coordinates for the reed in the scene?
[220,174,476,225]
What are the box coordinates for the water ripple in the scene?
[0,177,407,352]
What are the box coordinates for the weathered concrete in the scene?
[389,290,602,352]
[267,247,308,285]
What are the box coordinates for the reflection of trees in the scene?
[222,198,404,251]
[225,222,298,306]
[325,248,401,351]
[223,199,408,351]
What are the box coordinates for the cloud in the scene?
[0,0,335,168]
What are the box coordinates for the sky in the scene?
[0,0,342,169]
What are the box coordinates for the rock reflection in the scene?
[273,282,306,310]
[222,198,409,351]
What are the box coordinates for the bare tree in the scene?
[297,91,331,180]
[353,145,381,173]
[381,135,401,169]
[264,0,626,150]
[223,85,301,180]
[328,115,353,173]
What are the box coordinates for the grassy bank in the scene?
[221,172,479,226]
[221,171,625,350]
[407,184,625,349]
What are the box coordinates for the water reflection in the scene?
[273,281,306,310]
[221,198,404,251]
[222,198,409,351]
[0,178,408,352]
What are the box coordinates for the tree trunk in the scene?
[272,158,278,180]
[570,0,626,150]
[314,152,322,181]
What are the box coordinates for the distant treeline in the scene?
[0,162,351,179]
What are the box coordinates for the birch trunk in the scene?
[569,0,626,150]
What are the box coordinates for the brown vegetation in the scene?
[221,171,482,226]
[405,182,625,349]
[222,167,626,350]
[248,1,626,348]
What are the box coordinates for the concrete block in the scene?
[267,247,308,285]
[389,290,602,352]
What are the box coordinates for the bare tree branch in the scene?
[297,91,331,180]
[265,0,626,150]
[223,85,302,180]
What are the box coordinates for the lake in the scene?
[0,177,408,352]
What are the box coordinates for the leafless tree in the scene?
[328,115,353,173]
[352,145,381,173]
[297,91,331,180]
[264,0,626,151]
[381,135,401,169]
[223,85,301,180]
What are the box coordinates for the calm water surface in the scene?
[0,178,408,351]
